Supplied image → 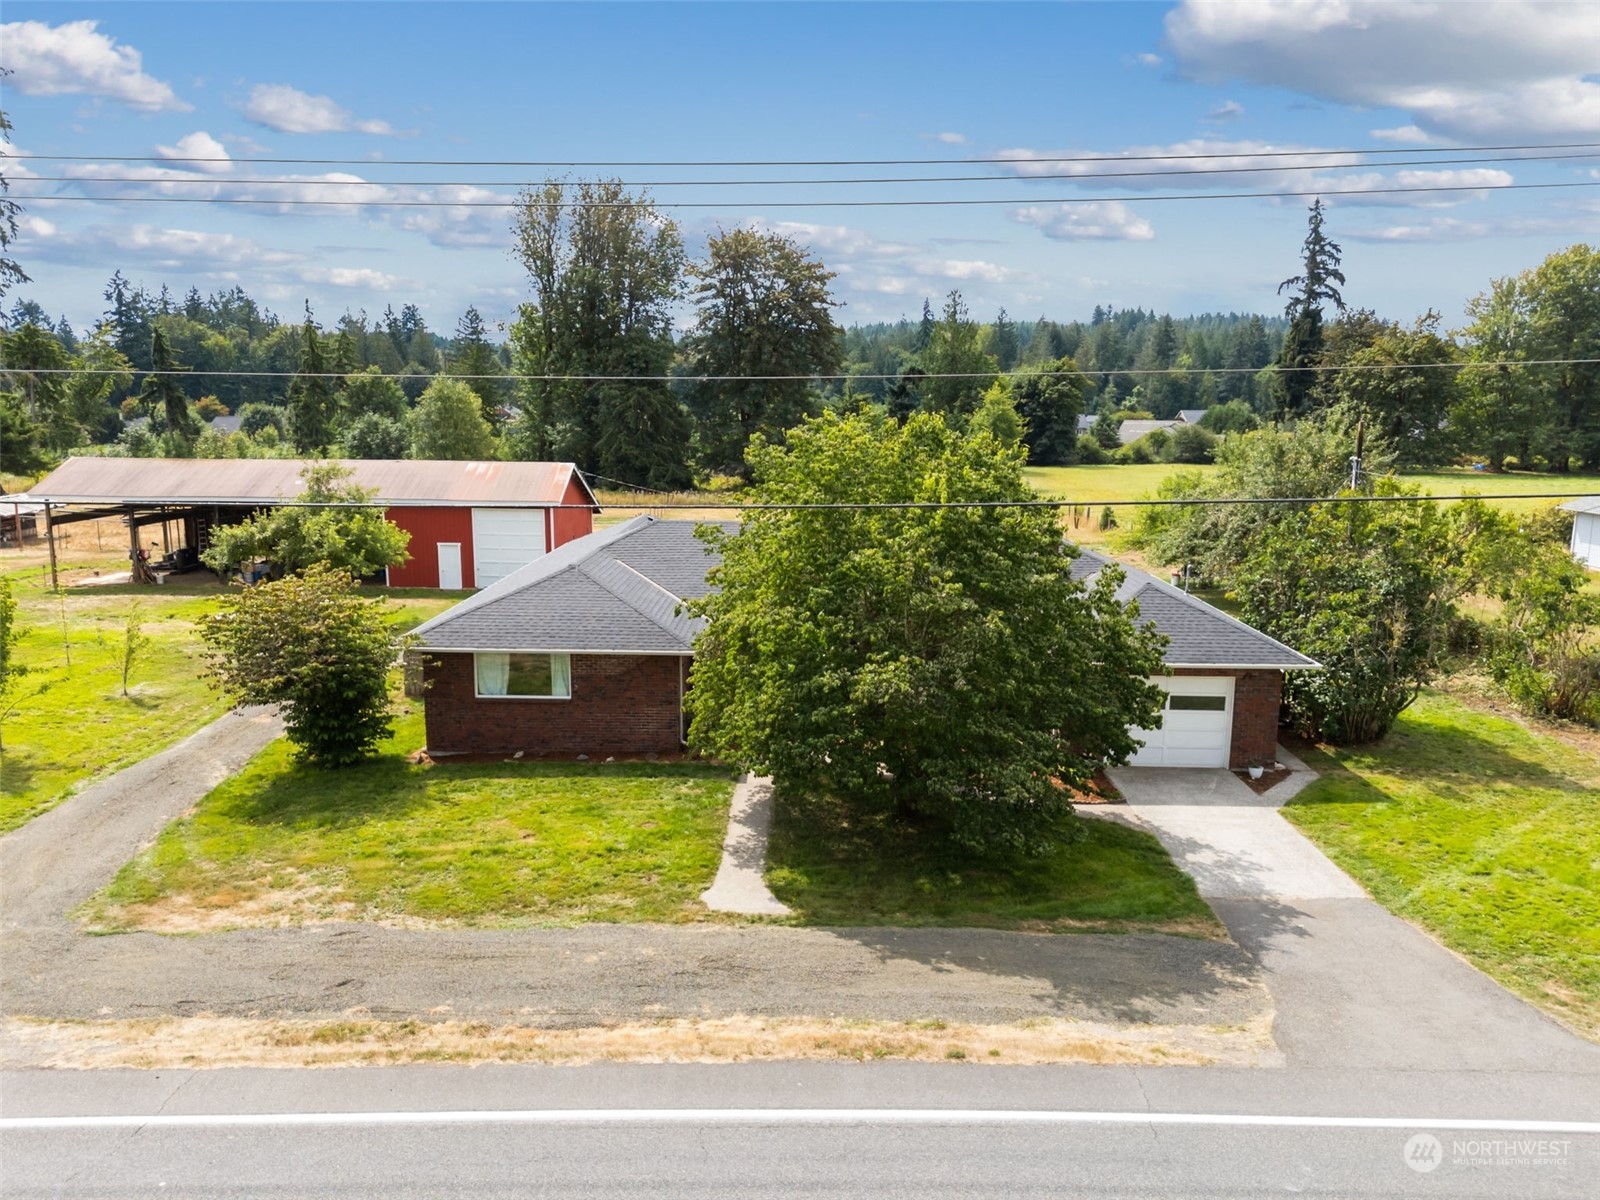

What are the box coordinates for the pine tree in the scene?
[287,304,336,453]
[914,297,936,352]
[135,327,198,447]
[446,305,505,416]
[1275,199,1346,421]
[991,308,1020,371]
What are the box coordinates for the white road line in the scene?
[4,1110,1599,1133]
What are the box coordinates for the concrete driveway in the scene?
[1098,752,1600,1075]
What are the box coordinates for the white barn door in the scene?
[471,508,548,588]
[1128,676,1235,768]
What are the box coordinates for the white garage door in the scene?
[471,508,547,588]
[1128,676,1234,768]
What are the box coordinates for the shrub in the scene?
[1072,433,1110,465]
[201,563,403,765]
[1162,423,1218,464]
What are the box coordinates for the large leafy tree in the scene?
[409,376,496,460]
[1010,357,1089,465]
[684,227,842,473]
[686,409,1166,855]
[509,178,689,486]
[1329,313,1460,466]
[1274,199,1346,421]
[202,563,402,766]
[1231,482,1466,743]
[1520,243,1600,471]
[201,462,411,580]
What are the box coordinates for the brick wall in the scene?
[422,652,686,756]
[1169,667,1284,768]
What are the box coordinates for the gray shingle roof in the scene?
[1071,547,1319,670]
[412,516,735,653]
[1559,496,1600,515]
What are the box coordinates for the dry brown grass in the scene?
[2,1012,1279,1070]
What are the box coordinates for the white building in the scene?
[1560,497,1600,569]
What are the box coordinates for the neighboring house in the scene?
[25,457,598,588]
[1175,409,1208,426]
[123,414,242,435]
[412,520,1319,768]
[1561,497,1600,569]
[1117,418,1180,445]
[1076,413,1098,437]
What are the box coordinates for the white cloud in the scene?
[25,222,303,271]
[299,266,414,290]
[1345,202,1600,241]
[0,20,189,112]
[1135,52,1163,66]
[1011,202,1156,241]
[1370,125,1438,145]
[751,220,920,259]
[1166,0,1600,138]
[154,132,232,175]
[1207,100,1244,121]
[242,84,396,135]
[934,132,968,145]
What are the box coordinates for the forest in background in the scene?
[1,183,1596,487]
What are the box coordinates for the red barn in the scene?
[25,458,599,589]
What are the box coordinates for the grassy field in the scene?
[0,552,465,835]
[766,790,1222,936]
[82,707,739,931]
[1283,690,1600,1041]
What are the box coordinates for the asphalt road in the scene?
[4,1062,1597,1198]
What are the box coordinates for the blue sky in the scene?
[4,1,1597,336]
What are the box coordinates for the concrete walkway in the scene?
[700,774,790,916]
[1098,752,1600,1075]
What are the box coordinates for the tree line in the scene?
[1,182,1596,481]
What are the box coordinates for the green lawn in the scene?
[82,706,739,931]
[0,574,228,834]
[766,790,1222,935]
[0,568,466,835]
[1283,691,1600,1041]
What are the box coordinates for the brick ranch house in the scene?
[411,518,1319,768]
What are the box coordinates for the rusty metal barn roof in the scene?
[25,458,598,508]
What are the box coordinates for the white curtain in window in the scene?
[475,652,510,696]
[550,653,571,697]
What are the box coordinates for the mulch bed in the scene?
[1234,766,1292,794]
[1061,769,1124,804]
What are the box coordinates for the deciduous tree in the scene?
[202,563,401,765]
[685,409,1166,854]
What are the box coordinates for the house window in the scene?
[1169,693,1227,711]
[474,652,571,699]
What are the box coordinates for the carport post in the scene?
[44,502,59,591]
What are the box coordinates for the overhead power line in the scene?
[19,150,1598,189]
[12,140,1600,168]
[16,179,1599,210]
[29,494,1594,513]
[14,359,1599,381]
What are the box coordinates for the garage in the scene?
[1128,676,1235,768]
[471,508,549,588]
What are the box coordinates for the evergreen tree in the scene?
[1275,199,1346,421]
[0,106,28,303]
[135,327,198,449]
[920,290,996,419]
[287,305,336,453]
[446,305,505,416]
[990,308,1020,371]
[914,297,936,352]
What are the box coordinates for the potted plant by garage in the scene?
[1247,759,1266,781]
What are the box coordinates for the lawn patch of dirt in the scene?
[2,1012,1278,1070]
